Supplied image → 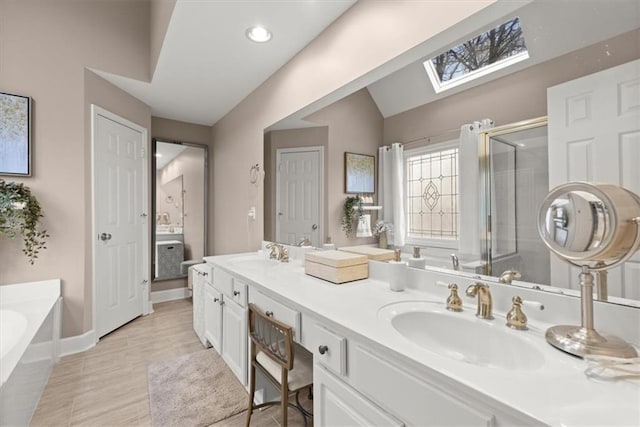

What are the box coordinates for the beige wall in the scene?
[0,0,151,337]
[264,127,328,243]
[211,0,494,255]
[151,117,211,292]
[384,29,640,144]
[304,89,383,248]
[152,116,211,146]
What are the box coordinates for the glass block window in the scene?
[424,17,528,93]
[406,146,459,241]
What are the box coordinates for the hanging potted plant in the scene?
[0,179,49,264]
[341,195,363,237]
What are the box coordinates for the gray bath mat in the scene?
[147,348,247,426]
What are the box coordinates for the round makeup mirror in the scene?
[537,182,640,358]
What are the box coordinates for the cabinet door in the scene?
[314,363,404,427]
[222,299,247,386]
[204,285,223,352]
[191,267,207,347]
[352,345,494,426]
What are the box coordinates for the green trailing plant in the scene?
[0,179,49,264]
[341,195,363,237]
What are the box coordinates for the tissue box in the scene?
[338,245,395,262]
[305,251,368,284]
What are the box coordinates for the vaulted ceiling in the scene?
[95,0,356,126]
[95,0,639,128]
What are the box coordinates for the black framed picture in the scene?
[0,92,32,176]
[344,152,375,194]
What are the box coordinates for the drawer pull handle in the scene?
[202,272,208,276]
[233,290,240,296]
[318,345,329,355]
[213,297,220,303]
[265,310,274,317]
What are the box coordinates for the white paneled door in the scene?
[276,147,323,247]
[93,106,148,338]
[547,59,640,300]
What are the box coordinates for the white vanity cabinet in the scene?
[306,314,520,427]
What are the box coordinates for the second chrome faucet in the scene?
[465,282,493,319]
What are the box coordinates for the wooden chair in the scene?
[246,303,313,427]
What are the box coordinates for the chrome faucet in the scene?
[266,242,289,262]
[499,270,522,284]
[450,254,459,271]
[465,282,493,319]
[296,237,312,247]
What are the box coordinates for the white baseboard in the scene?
[151,287,191,304]
[60,329,96,357]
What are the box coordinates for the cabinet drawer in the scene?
[249,289,301,342]
[231,278,248,307]
[352,345,494,426]
[306,321,347,377]
[193,263,212,280]
[213,268,233,295]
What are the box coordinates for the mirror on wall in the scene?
[261,1,640,307]
[152,139,208,281]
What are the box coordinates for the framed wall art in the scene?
[0,92,32,176]
[344,152,375,194]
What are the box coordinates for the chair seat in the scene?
[256,343,313,391]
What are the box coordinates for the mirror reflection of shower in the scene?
[486,123,550,285]
[153,140,208,281]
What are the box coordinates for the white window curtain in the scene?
[378,143,405,247]
[458,119,493,258]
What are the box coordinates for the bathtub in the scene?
[0,279,61,426]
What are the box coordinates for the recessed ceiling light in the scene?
[246,26,272,43]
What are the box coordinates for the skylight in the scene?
[424,17,529,93]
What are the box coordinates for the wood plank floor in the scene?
[31,299,310,427]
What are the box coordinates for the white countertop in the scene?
[204,252,640,426]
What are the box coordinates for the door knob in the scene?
[312,224,318,230]
[99,233,112,241]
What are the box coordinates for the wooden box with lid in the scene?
[338,245,396,262]
[305,250,368,284]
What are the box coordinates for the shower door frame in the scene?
[478,116,548,276]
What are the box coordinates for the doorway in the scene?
[91,105,149,339]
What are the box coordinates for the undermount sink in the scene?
[227,253,283,269]
[378,301,545,371]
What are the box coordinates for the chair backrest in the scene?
[248,303,294,370]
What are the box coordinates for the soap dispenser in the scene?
[388,249,407,292]
[407,246,427,269]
